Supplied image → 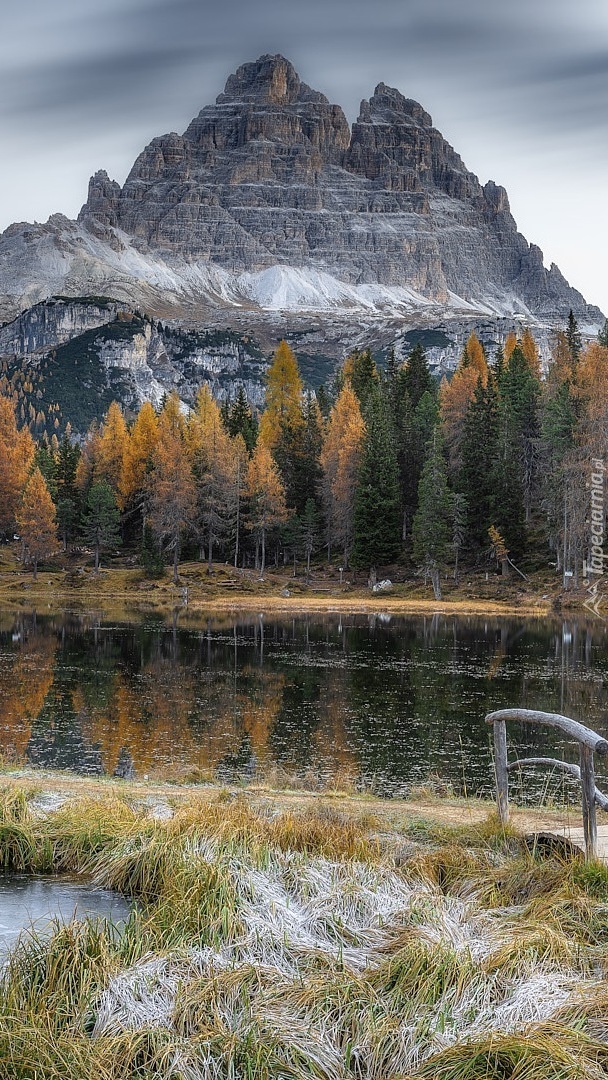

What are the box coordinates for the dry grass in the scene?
[3,785,608,1078]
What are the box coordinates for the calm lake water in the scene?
[0,874,131,958]
[1,608,608,801]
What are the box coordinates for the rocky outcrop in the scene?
[0,54,602,330]
[0,299,267,433]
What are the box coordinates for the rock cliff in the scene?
[0,54,601,332]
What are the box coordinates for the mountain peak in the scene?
[216,54,327,106]
[358,84,432,127]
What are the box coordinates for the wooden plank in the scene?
[580,743,598,860]
[486,710,608,755]
[507,757,608,812]
[493,718,509,826]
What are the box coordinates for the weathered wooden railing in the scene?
[486,709,608,860]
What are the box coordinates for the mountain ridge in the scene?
[0,54,602,330]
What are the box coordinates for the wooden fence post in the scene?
[493,718,509,826]
[580,743,598,860]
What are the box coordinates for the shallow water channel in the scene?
[1,608,608,799]
[0,874,131,958]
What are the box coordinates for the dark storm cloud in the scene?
[3,0,606,135]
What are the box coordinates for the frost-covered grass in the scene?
[2,785,608,1078]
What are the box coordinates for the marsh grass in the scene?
[4,786,608,1078]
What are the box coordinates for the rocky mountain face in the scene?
[0,55,602,426]
[0,54,601,331]
[0,298,266,434]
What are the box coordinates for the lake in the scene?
[1,608,607,800]
[0,874,131,958]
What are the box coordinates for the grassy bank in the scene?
[2,776,608,1078]
[0,547,557,617]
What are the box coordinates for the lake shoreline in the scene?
[0,563,559,618]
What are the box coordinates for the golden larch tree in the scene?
[0,396,35,536]
[16,468,57,580]
[319,382,365,563]
[148,425,196,584]
[503,331,518,363]
[119,401,160,512]
[520,328,542,378]
[462,332,488,382]
[258,340,303,448]
[187,385,238,567]
[97,401,129,498]
[246,440,287,572]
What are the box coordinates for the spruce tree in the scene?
[225,387,258,453]
[412,433,452,599]
[566,309,582,364]
[459,377,500,548]
[598,319,608,348]
[498,344,540,533]
[82,482,121,572]
[346,348,378,410]
[352,386,401,575]
[401,343,434,409]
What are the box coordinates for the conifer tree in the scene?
[599,319,608,348]
[119,401,159,517]
[412,433,452,599]
[499,344,540,527]
[17,468,57,580]
[246,440,288,572]
[259,340,303,448]
[97,401,129,498]
[82,481,121,573]
[352,386,401,576]
[187,385,237,569]
[343,348,378,410]
[224,387,258,453]
[401,342,434,409]
[566,309,582,364]
[520,328,542,378]
[319,382,365,563]
[148,427,196,584]
[459,377,500,548]
[274,391,323,518]
[0,395,35,537]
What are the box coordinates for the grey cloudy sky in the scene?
[1,0,606,313]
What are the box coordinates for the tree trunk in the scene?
[261,529,266,574]
[173,544,179,585]
[430,566,442,600]
[32,558,38,582]
[95,545,100,573]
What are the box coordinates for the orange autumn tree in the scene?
[187,385,238,568]
[119,401,160,518]
[521,327,542,378]
[16,467,57,580]
[440,336,488,475]
[0,396,35,537]
[573,341,608,459]
[320,382,366,563]
[258,340,303,449]
[96,401,129,499]
[246,440,287,572]
[149,409,196,584]
[503,331,518,364]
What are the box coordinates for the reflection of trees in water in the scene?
[26,681,103,774]
[2,611,608,794]
[0,617,56,760]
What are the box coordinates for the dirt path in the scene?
[1,767,594,837]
